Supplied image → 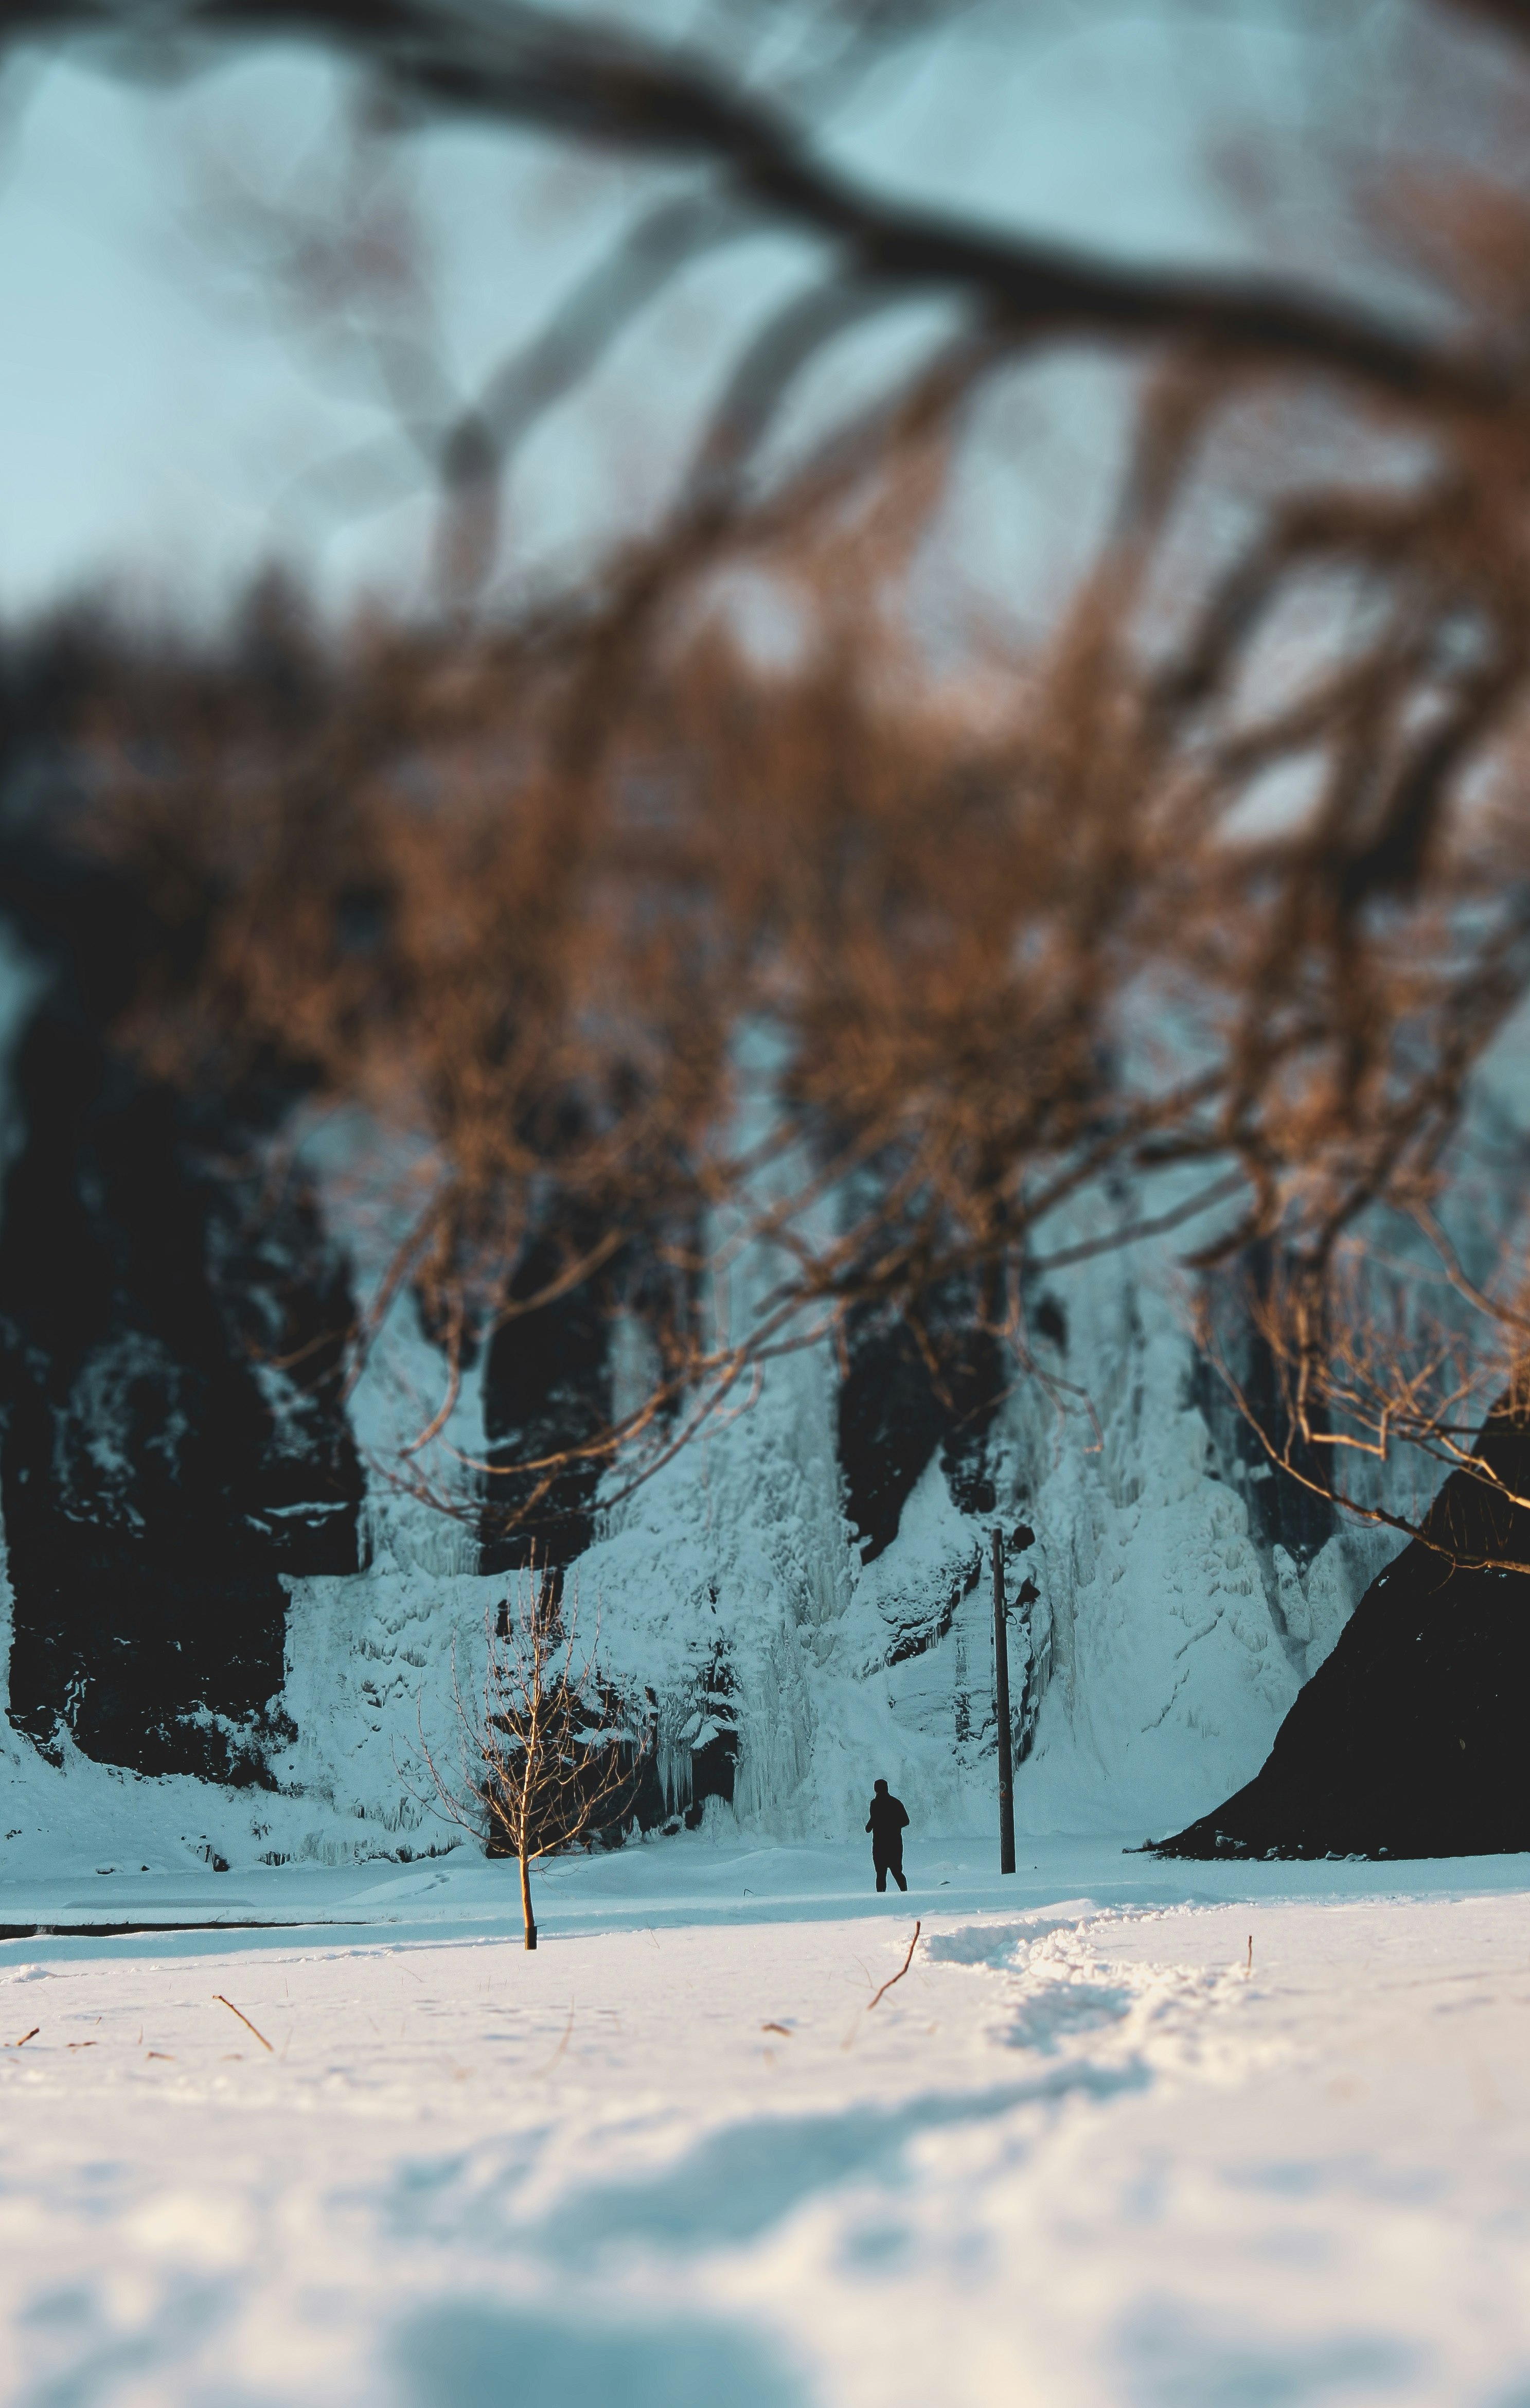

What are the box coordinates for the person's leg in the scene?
[892,1852,908,1892]
[875,1858,888,1892]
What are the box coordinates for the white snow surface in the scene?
[4,1839,1530,2405]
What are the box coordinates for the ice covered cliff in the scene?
[0,875,1398,1871]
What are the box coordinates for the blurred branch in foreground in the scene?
[1201,1218,1530,1571]
[10,0,1530,1562]
[8,0,1530,605]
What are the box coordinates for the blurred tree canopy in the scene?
[10,0,1530,1562]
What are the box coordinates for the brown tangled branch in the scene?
[13,0,1530,1563]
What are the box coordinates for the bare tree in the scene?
[424,1566,647,1947]
[1200,1213,1530,1568]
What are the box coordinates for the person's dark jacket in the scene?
[866,1792,909,1854]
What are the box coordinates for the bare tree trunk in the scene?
[519,1851,538,1951]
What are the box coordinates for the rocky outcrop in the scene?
[0,815,364,1781]
[1157,1405,1530,1860]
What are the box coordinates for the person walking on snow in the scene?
[866,1778,909,1892]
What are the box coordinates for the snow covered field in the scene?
[5,1838,1530,2405]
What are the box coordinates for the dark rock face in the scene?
[838,1288,1004,1562]
[0,826,365,1780]
[477,1223,696,1581]
[1158,1408,1530,1860]
[477,1235,610,1580]
[1193,1245,1336,1572]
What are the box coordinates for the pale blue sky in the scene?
[0,2,1468,626]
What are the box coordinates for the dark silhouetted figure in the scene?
[866,1778,909,1891]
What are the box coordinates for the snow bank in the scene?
[6,1862,1530,2406]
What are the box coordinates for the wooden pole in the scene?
[993,1526,1016,1875]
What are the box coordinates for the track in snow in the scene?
[5,1842,1530,2403]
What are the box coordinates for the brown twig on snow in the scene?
[535,2004,576,2076]
[213,1994,275,2052]
[867,1921,921,2010]
[7,2027,39,2048]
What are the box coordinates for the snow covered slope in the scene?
[5,1851,1530,2407]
